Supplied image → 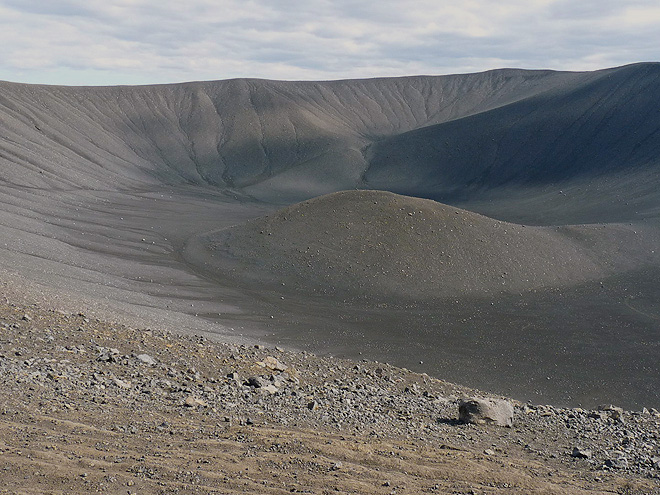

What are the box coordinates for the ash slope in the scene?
[184,190,660,302]
[3,68,573,195]
[365,63,660,203]
[2,65,660,408]
[0,63,659,219]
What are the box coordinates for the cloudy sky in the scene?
[1,0,658,86]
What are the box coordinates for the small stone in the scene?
[307,400,319,411]
[22,314,31,321]
[112,378,132,389]
[136,354,156,365]
[571,447,592,459]
[97,347,120,362]
[263,384,279,394]
[246,376,264,388]
[605,457,628,469]
[331,461,343,471]
[483,449,496,456]
[262,356,288,372]
[458,398,514,427]
[184,396,208,408]
[598,404,624,421]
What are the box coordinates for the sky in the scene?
[0,0,658,86]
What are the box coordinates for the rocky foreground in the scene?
[0,297,659,494]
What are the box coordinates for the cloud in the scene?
[0,0,657,85]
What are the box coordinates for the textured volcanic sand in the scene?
[184,190,660,301]
[183,190,660,408]
[1,65,660,408]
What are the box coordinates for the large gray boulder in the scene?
[458,398,514,427]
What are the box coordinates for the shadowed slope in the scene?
[364,63,660,203]
[184,190,660,301]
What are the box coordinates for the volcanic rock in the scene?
[459,398,514,427]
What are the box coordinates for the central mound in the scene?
[184,190,604,301]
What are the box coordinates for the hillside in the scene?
[185,190,660,301]
[0,64,658,211]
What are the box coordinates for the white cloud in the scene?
[618,6,660,27]
[0,0,657,85]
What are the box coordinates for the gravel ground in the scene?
[0,296,659,494]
